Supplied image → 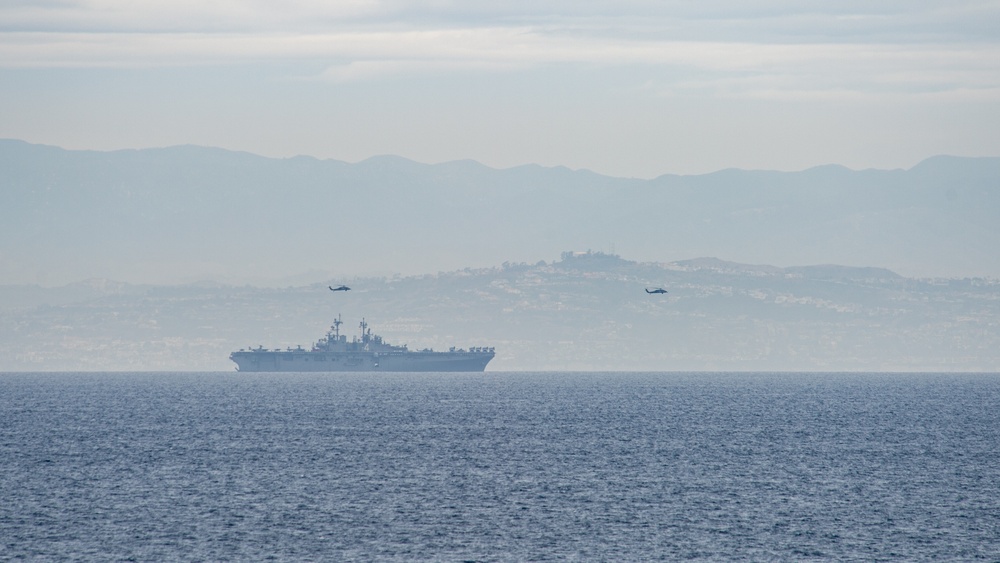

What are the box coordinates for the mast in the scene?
[332,314,342,339]
[360,318,369,344]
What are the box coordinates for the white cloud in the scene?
[5,22,996,102]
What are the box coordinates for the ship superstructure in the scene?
[230,315,494,372]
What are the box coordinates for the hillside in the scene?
[1,253,997,372]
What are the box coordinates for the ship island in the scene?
[230,315,495,372]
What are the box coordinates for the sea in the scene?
[2,371,998,561]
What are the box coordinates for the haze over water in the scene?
[3,371,998,560]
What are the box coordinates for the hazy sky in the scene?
[1,1,998,177]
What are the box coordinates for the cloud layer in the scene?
[3,1,998,97]
[1,1,998,176]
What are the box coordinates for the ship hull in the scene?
[230,350,493,372]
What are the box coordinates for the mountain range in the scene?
[2,139,998,286]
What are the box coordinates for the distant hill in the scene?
[2,139,998,285]
[1,252,997,371]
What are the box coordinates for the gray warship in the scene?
[230,316,495,372]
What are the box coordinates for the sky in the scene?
[1,1,999,178]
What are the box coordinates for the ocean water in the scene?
[1,372,999,561]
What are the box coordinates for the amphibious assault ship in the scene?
[230,316,495,372]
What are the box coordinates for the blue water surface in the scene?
[2,371,999,561]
